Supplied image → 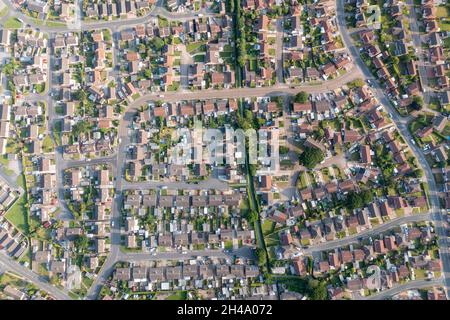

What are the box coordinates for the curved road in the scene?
[0,0,215,32]
[0,253,72,300]
[2,0,445,300]
[336,0,450,296]
[366,278,443,300]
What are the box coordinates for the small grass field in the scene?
[4,17,22,29]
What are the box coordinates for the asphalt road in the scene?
[365,278,443,300]
[336,0,450,296]
[275,18,284,84]
[0,253,72,300]
[303,213,432,254]
[121,178,230,191]
[121,247,255,262]
[1,0,446,301]
[124,67,362,106]
[406,0,435,108]
[0,0,215,33]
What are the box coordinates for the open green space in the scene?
[165,291,188,300]
[4,17,22,29]
[5,194,28,235]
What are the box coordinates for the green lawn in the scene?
[437,6,450,31]
[413,268,427,280]
[264,232,280,247]
[4,193,28,235]
[262,220,275,236]
[0,272,30,289]
[4,17,22,29]
[193,54,205,63]
[186,42,206,54]
[239,198,250,216]
[249,59,257,72]
[300,239,310,246]
[439,20,450,32]
[42,135,54,153]
[224,240,233,250]
[444,37,450,50]
[437,6,449,18]
[0,154,8,167]
[165,291,187,300]
[35,83,46,94]
[370,218,380,226]
[296,171,308,189]
[0,7,8,18]
[53,121,63,146]
[28,18,65,28]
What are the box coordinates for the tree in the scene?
[347,78,365,88]
[313,127,325,140]
[294,91,309,104]
[306,279,328,300]
[140,68,151,79]
[75,235,89,253]
[249,164,257,177]
[245,210,259,224]
[391,56,400,66]
[151,37,165,51]
[279,146,290,154]
[414,169,423,178]
[411,96,423,111]
[72,120,93,137]
[345,190,373,210]
[256,248,267,267]
[299,147,324,169]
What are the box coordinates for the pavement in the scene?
[0,253,72,300]
[0,0,447,301]
[406,0,436,111]
[121,247,256,262]
[336,0,450,297]
[123,67,362,106]
[47,34,75,221]
[365,278,443,300]
[0,0,215,33]
[302,213,432,254]
[121,177,230,191]
[275,18,284,84]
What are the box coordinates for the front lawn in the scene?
[262,220,275,236]
[5,193,28,235]
[42,135,54,153]
[4,17,22,29]
[165,291,188,300]
[186,42,206,54]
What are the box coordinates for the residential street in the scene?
[336,0,450,296]
[0,253,72,300]
[406,0,434,108]
[303,213,432,254]
[0,0,215,33]
[275,18,284,84]
[0,0,447,301]
[365,278,443,300]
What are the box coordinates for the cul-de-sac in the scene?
[0,0,448,301]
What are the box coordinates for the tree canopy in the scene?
[345,190,373,210]
[150,37,165,51]
[294,91,309,104]
[299,147,324,169]
[306,279,328,300]
[410,96,423,111]
[347,78,366,88]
